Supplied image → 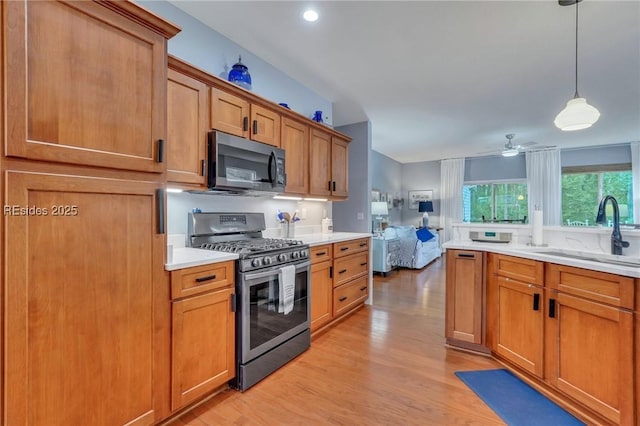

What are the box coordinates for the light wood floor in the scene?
[172,259,505,425]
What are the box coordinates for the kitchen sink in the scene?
[527,249,640,268]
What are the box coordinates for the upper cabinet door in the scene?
[331,136,349,198]
[210,87,250,138]
[5,0,172,172]
[167,69,208,186]
[308,128,332,196]
[250,104,281,147]
[281,117,309,194]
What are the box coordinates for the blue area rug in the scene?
[455,369,585,426]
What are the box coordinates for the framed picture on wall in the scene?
[408,190,433,210]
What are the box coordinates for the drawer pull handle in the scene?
[457,253,475,258]
[338,269,347,274]
[533,293,540,311]
[243,116,249,131]
[195,275,217,283]
[253,120,258,134]
[359,243,367,247]
[315,251,327,256]
[360,262,367,266]
[360,286,367,291]
[549,298,556,318]
[339,296,347,302]
[340,247,349,251]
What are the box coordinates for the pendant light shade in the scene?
[554,97,601,131]
[554,0,600,131]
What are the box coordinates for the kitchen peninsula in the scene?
[443,223,640,425]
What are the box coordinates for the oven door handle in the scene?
[243,261,310,282]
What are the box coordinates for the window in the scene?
[463,181,529,223]
[562,164,633,226]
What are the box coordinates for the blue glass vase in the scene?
[228,55,252,90]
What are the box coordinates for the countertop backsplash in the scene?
[167,192,332,237]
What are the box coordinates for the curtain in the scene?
[440,158,465,244]
[631,141,640,223]
[526,148,561,225]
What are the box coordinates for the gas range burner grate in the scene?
[200,238,304,254]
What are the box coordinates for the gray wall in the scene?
[371,151,403,225]
[561,143,631,167]
[401,160,442,227]
[333,122,372,233]
[464,154,527,181]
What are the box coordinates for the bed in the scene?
[383,225,441,269]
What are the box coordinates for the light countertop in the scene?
[443,240,640,278]
[294,232,372,246]
[165,248,238,271]
[165,233,371,271]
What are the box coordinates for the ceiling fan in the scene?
[477,134,554,157]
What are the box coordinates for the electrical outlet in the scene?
[357,212,364,220]
[301,208,307,220]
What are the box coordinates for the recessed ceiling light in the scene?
[303,9,319,22]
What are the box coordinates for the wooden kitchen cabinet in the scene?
[492,276,544,377]
[445,250,485,349]
[331,239,370,319]
[333,275,369,317]
[170,263,235,411]
[311,244,333,332]
[486,254,544,377]
[167,65,209,186]
[4,170,167,426]
[309,129,349,198]
[310,239,370,334]
[210,87,250,138]
[4,0,178,173]
[210,87,281,147]
[281,117,309,194]
[545,264,634,425]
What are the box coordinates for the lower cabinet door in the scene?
[493,276,544,378]
[445,250,484,345]
[171,288,235,411]
[545,291,634,425]
[4,171,165,426]
[311,260,333,332]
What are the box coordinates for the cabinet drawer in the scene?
[493,254,543,285]
[171,261,234,299]
[546,263,634,309]
[333,252,369,287]
[310,244,332,264]
[333,275,368,317]
[334,238,369,258]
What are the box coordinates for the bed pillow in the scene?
[416,228,435,242]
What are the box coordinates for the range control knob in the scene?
[263,257,272,265]
[252,258,262,268]
[278,254,287,262]
[300,249,309,258]
[292,251,300,259]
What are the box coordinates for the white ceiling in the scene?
[168,0,640,163]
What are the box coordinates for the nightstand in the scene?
[372,237,400,276]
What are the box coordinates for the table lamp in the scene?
[371,201,389,235]
[418,201,434,228]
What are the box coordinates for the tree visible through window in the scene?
[463,182,529,223]
[562,167,633,225]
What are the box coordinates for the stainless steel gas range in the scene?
[188,212,311,391]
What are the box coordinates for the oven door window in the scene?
[242,266,309,361]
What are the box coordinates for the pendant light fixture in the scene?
[554,0,600,131]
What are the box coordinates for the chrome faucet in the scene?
[595,195,629,255]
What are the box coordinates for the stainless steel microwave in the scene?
[207,131,286,196]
